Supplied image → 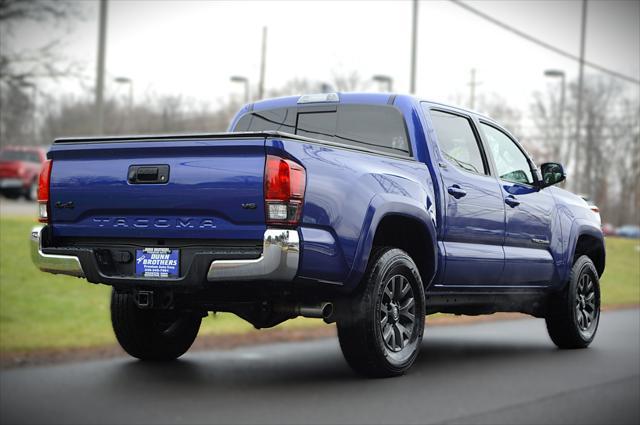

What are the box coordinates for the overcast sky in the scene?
[12,0,640,127]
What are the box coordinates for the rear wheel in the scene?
[337,247,425,378]
[545,255,600,349]
[111,289,201,360]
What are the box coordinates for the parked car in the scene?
[616,225,640,239]
[601,223,617,236]
[0,146,46,200]
[30,93,605,377]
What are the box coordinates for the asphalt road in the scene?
[1,309,638,425]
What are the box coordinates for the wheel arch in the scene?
[346,194,438,291]
[568,223,606,278]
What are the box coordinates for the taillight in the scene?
[37,160,52,223]
[264,155,306,226]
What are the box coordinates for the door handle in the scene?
[505,195,520,208]
[447,185,467,199]
[128,164,170,184]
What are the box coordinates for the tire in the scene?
[25,181,38,201]
[545,255,601,349]
[337,247,426,378]
[111,289,202,361]
[2,191,20,200]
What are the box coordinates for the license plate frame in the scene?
[135,248,180,279]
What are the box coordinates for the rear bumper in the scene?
[207,229,299,281]
[30,226,85,278]
[30,225,299,283]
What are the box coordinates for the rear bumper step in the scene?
[30,226,299,283]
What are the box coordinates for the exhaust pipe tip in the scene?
[321,302,334,322]
[292,302,334,320]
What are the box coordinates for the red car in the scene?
[0,146,47,200]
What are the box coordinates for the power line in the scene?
[450,0,640,85]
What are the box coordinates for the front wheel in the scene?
[111,289,201,361]
[337,247,425,378]
[545,255,601,349]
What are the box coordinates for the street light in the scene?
[544,69,566,160]
[230,76,250,103]
[372,75,393,92]
[114,76,133,110]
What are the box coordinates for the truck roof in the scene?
[250,92,493,121]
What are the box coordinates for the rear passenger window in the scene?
[336,106,409,154]
[428,109,487,175]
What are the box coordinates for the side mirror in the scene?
[539,162,566,188]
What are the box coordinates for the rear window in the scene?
[0,150,40,163]
[234,105,410,156]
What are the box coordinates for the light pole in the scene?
[372,75,393,92]
[409,0,418,94]
[230,76,250,103]
[258,26,267,100]
[95,0,108,135]
[575,0,588,193]
[114,77,133,110]
[544,69,566,161]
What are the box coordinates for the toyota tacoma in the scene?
[31,93,605,377]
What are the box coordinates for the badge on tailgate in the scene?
[135,248,179,278]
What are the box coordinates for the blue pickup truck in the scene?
[31,93,604,377]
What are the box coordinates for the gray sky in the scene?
[12,0,640,126]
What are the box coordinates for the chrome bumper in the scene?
[30,226,85,278]
[207,229,299,282]
[30,226,299,282]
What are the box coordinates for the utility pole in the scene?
[574,0,587,192]
[258,26,267,100]
[409,0,418,94]
[468,68,481,110]
[95,0,108,135]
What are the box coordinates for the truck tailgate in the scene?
[48,137,266,240]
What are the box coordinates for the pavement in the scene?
[0,198,37,217]
[1,309,638,425]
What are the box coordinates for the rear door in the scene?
[425,107,506,286]
[478,122,555,286]
[48,137,266,240]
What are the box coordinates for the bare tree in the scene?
[531,75,639,224]
[531,90,567,165]
[331,70,367,92]
[39,93,233,142]
[608,98,640,225]
[477,93,523,140]
[0,0,83,146]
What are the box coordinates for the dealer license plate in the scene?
[135,248,179,278]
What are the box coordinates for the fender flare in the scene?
[563,219,605,283]
[344,193,438,290]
